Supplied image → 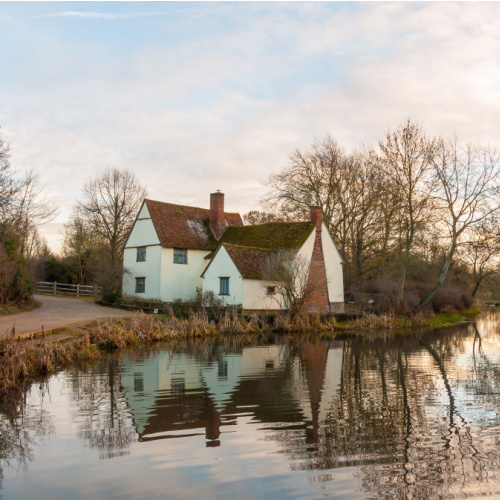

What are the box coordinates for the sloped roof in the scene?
[223,243,275,280]
[145,199,243,250]
[221,222,314,250]
[202,222,316,279]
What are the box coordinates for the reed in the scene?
[0,334,99,394]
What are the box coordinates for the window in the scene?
[218,359,228,377]
[136,246,146,262]
[266,286,276,295]
[219,277,229,295]
[134,372,144,392]
[173,248,187,264]
[135,277,145,293]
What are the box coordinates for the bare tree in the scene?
[78,168,147,263]
[264,135,347,234]
[63,207,106,284]
[458,220,500,297]
[378,119,437,301]
[420,140,500,306]
[263,137,384,285]
[7,169,58,254]
[262,249,320,316]
[243,210,291,225]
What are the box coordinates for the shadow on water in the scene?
[1,312,500,498]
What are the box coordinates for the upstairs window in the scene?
[136,246,147,262]
[266,286,276,295]
[173,248,187,264]
[219,277,229,295]
[135,277,145,294]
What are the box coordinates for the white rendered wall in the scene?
[321,223,344,303]
[122,203,163,299]
[296,227,315,265]
[242,279,285,310]
[125,204,160,248]
[160,248,210,302]
[202,246,243,306]
[123,245,162,299]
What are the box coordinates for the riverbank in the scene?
[0,305,488,395]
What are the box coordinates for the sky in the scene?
[1,2,500,252]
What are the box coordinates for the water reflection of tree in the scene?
[0,381,54,491]
[68,357,136,460]
[281,327,500,497]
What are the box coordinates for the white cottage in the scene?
[123,192,344,312]
[122,192,243,302]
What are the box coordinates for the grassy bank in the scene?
[343,307,482,333]
[0,299,41,317]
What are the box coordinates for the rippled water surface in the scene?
[2,313,500,499]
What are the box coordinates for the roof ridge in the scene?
[242,220,313,227]
[223,242,275,251]
[145,198,240,216]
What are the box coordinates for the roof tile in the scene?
[145,199,243,250]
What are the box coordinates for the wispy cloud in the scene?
[36,10,166,20]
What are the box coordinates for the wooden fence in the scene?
[34,281,103,299]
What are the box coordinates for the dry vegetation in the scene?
[2,301,485,396]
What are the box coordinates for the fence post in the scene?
[53,281,57,295]
[77,284,80,298]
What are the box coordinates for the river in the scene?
[1,312,500,499]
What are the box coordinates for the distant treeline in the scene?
[256,119,500,313]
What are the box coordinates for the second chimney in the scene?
[210,191,226,239]
[310,206,323,231]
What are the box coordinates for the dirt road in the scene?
[0,294,133,336]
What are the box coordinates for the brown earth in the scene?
[0,294,132,337]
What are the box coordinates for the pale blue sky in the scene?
[1,2,500,250]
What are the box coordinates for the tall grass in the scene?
[0,334,99,394]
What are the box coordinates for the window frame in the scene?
[219,277,230,296]
[136,246,147,262]
[173,248,188,264]
[135,277,146,294]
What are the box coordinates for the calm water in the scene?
[2,313,500,499]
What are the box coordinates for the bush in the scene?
[103,290,120,304]
[429,287,474,313]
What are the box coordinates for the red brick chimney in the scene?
[210,191,226,240]
[305,205,330,313]
[310,206,322,230]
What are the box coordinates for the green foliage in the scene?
[103,290,121,304]
[0,225,34,305]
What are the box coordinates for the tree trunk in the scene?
[420,238,457,307]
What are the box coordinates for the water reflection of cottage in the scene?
[120,343,344,445]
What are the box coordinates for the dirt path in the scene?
[0,294,133,336]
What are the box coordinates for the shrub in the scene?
[429,286,474,313]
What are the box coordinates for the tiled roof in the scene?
[145,199,243,250]
[221,222,314,250]
[223,243,276,280]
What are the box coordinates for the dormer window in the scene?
[173,248,187,264]
[137,246,146,262]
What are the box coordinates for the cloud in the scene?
[2,2,500,251]
[34,10,167,20]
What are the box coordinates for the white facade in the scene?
[321,225,344,304]
[122,203,210,302]
[201,245,243,306]
[123,201,344,310]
